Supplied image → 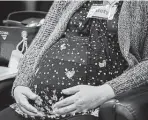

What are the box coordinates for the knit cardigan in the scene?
[12,1,148,96]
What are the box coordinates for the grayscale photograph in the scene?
[0,1,147,120]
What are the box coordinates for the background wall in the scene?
[0,1,25,25]
[0,1,53,25]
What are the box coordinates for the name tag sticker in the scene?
[87,5,101,18]
[87,4,117,20]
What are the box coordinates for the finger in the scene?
[62,85,80,95]
[54,104,76,115]
[53,95,76,109]
[70,110,78,115]
[19,106,38,117]
[19,95,38,113]
[22,88,38,100]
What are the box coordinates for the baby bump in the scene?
[30,58,89,118]
[29,36,107,119]
[29,36,91,117]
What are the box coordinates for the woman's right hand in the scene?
[14,86,42,116]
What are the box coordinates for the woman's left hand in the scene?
[53,84,115,115]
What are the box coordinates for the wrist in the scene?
[100,84,115,99]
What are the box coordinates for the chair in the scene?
[100,86,148,120]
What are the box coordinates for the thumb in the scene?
[23,88,38,100]
[62,85,80,95]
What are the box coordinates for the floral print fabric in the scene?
[12,1,128,120]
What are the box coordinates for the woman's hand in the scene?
[53,84,115,115]
[14,86,43,117]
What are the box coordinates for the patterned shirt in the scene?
[11,1,128,120]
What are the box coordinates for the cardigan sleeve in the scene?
[106,60,148,95]
[11,1,67,96]
[107,1,148,95]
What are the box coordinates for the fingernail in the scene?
[62,89,66,93]
[62,91,67,94]
[53,104,57,109]
[53,108,58,114]
[35,95,38,98]
[52,110,59,116]
[33,109,38,114]
[52,110,56,114]
[37,112,45,117]
[35,110,38,113]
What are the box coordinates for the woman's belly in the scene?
[30,58,100,119]
[29,35,126,119]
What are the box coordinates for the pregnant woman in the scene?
[0,1,148,120]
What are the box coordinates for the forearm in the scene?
[11,57,35,97]
[106,60,148,96]
[100,84,115,99]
